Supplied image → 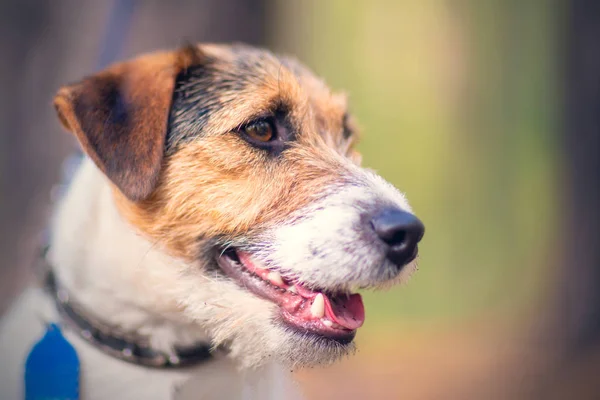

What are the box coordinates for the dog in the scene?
[0,43,424,399]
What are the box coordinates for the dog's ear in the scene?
[53,46,204,201]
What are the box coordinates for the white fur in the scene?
[0,158,302,399]
[251,166,418,291]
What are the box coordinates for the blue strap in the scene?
[96,0,137,70]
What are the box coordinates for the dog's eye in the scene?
[242,119,275,143]
[342,113,353,139]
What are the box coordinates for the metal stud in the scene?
[57,289,69,303]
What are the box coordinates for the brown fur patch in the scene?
[58,43,362,260]
[116,135,353,260]
[280,56,362,162]
[53,47,204,201]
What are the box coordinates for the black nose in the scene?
[371,208,425,268]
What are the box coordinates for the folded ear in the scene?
[54,46,204,201]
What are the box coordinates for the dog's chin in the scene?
[221,311,356,370]
[210,247,363,368]
[270,322,357,368]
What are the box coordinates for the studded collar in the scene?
[39,245,215,369]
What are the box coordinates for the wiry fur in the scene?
[109,44,418,368]
[0,43,421,398]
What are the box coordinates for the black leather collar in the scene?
[40,246,214,369]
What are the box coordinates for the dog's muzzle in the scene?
[211,169,425,344]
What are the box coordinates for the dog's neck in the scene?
[47,158,210,354]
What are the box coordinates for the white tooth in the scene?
[311,294,325,318]
[322,319,333,327]
[267,271,284,286]
[253,259,267,271]
[288,285,297,294]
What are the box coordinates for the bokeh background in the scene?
[1,1,598,399]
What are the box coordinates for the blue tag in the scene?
[25,323,80,400]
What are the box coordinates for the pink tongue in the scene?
[324,294,365,330]
[296,285,365,330]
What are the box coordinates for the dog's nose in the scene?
[371,208,425,268]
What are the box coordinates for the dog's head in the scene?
[53,44,424,368]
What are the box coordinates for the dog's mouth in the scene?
[215,248,364,343]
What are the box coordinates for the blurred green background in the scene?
[269,2,565,398]
[271,1,559,325]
